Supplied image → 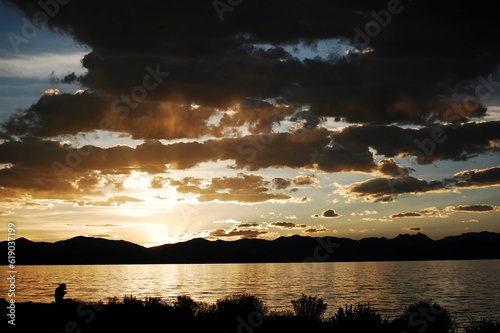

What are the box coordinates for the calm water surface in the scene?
[2,260,499,325]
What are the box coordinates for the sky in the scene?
[0,0,498,247]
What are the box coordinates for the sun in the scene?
[141,224,181,247]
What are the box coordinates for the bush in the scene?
[173,295,198,317]
[194,301,217,319]
[400,300,454,333]
[215,293,266,320]
[291,294,327,321]
[330,303,385,332]
[465,319,500,333]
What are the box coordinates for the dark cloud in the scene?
[402,226,422,232]
[272,178,292,190]
[346,176,447,200]
[238,223,260,228]
[5,0,499,127]
[378,158,414,177]
[303,226,327,234]
[454,167,500,188]
[270,222,308,229]
[391,212,422,218]
[1,91,296,140]
[312,209,340,218]
[221,128,377,173]
[294,175,318,185]
[343,165,500,202]
[448,205,499,213]
[333,122,500,165]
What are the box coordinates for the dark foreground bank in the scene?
[3,294,499,333]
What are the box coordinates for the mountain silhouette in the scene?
[3,232,499,265]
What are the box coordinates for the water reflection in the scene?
[1,260,498,323]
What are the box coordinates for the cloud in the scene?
[1,0,499,221]
[209,228,268,239]
[303,225,327,235]
[176,173,294,203]
[312,209,340,218]
[212,219,241,224]
[150,176,168,189]
[272,177,292,190]
[391,212,422,218]
[0,211,14,216]
[294,175,318,185]
[338,166,500,203]
[418,207,449,218]
[85,233,121,239]
[378,158,414,177]
[65,223,123,229]
[270,222,308,229]
[351,210,378,216]
[3,92,218,140]
[461,219,479,224]
[25,201,54,209]
[7,0,500,125]
[333,122,500,165]
[446,204,500,213]
[238,222,260,228]
[454,167,500,188]
[0,127,494,207]
[402,226,422,232]
[343,176,448,201]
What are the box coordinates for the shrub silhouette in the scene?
[215,293,265,321]
[330,303,385,332]
[400,299,454,333]
[291,294,327,321]
[465,319,500,333]
[173,295,198,318]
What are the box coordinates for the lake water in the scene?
[2,260,499,327]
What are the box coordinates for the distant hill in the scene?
[3,232,500,265]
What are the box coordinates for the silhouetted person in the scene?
[55,283,66,304]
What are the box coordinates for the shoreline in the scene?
[3,295,499,333]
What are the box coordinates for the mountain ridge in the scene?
[3,232,499,265]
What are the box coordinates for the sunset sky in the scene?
[0,0,499,247]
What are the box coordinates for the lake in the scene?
[2,260,499,328]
